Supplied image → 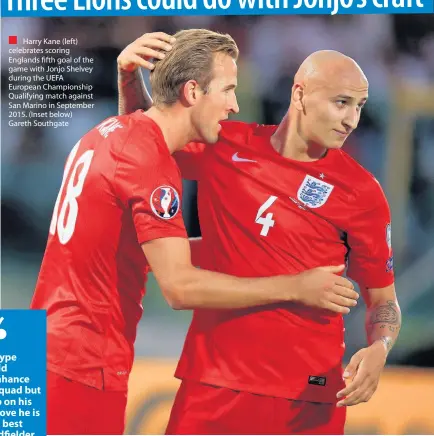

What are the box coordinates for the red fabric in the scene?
[166,380,346,435]
[174,121,394,403]
[47,371,128,435]
[31,111,187,391]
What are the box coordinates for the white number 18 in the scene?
[49,140,94,245]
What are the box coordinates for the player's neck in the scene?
[271,112,327,162]
[145,106,194,154]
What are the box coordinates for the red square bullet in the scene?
[9,36,18,44]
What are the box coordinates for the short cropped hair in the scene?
[150,29,239,106]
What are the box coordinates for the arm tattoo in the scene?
[367,300,401,354]
[369,300,399,325]
[118,69,148,115]
[379,324,399,333]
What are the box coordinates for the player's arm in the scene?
[337,284,401,407]
[116,134,358,312]
[364,284,401,356]
[142,237,359,311]
[117,32,175,115]
[338,179,400,407]
[148,238,201,268]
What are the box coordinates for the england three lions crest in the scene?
[297,175,334,209]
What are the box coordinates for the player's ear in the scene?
[292,83,305,112]
[180,80,201,107]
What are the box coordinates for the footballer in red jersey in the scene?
[118,43,402,435]
[34,31,357,436]
[31,109,187,434]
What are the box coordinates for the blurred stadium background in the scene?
[2,14,434,434]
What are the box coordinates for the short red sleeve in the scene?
[114,131,187,245]
[173,142,206,181]
[346,179,394,289]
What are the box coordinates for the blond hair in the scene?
[150,29,239,106]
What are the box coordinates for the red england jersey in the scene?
[31,111,187,391]
[173,121,394,403]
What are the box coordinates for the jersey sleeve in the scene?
[113,133,187,245]
[173,142,206,181]
[345,179,394,289]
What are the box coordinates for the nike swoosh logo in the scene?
[232,152,257,163]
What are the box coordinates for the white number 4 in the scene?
[255,196,277,236]
[49,140,94,245]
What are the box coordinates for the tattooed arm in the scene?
[365,285,401,354]
[337,283,401,407]
[117,32,175,115]
[118,69,151,116]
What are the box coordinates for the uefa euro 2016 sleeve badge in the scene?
[150,186,180,220]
